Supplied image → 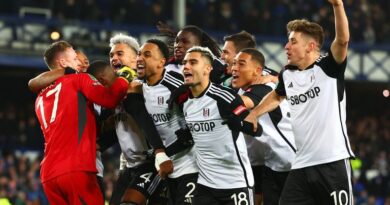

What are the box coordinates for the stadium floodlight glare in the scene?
[50,31,61,41]
[383,89,389,98]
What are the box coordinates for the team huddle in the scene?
[30,0,355,205]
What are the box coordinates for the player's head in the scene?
[87,60,116,87]
[285,19,324,66]
[109,33,140,70]
[222,31,256,73]
[44,41,80,71]
[231,48,265,90]
[76,50,89,72]
[137,39,169,82]
[182,46,213,87]
[174,25,220,62]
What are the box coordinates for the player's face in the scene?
[136,43,164,81]
[221,41,237,74]
[109,43,137,70]
[174,31,200,62]
[94,66,116,87]
[59,47,80,70]
[231,52,260,89]
[182,52,211,87]
[285,31,310,66]
[76,51,89,72]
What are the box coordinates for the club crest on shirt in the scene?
[203,108,210,117]
[157,96,164,105]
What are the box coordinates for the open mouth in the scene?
[112,63,122,70]
[137,63,145,75]
[183,72,193,82]
[174,50,184,58]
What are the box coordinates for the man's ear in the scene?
[160,58,166,68]
[309,41,317,52]
[203,64,212,76]
[254,65,262,77]
[58,58,66,68]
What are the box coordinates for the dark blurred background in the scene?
[0,0,389,204]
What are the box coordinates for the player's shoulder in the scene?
[161,70,184,91]
[207,83,237,104]
[245,83,272,94]
[166,70,184,81]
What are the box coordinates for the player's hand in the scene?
[244,111,259,133]
[154,152,173,179]
[117,66,137,82]
[158,160,174,180]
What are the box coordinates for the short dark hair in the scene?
[223,31,256,53]
[43,40,72,70]
[287,19,324,49]
[146,39,170,60]
[240,48,265,67]
[87,60,111,76]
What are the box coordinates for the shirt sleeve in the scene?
[243,85,272,106]
[318,49,347,79]
[275,70,286,96]
[77,74,129,109]
[122,93,165,150]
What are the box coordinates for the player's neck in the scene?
[146,70,164,86]
[297,52,320,70]
[190,80,210,97]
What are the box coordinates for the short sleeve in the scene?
[317,49,347,79]
[243,84,272,106]
[275,70,286,96]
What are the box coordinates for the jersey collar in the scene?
[285,61,315,71]
[189,81,211,99]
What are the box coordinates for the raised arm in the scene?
[329,0,349,64]
[28,69,65,93]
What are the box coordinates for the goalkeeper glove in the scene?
[117,66,137,82]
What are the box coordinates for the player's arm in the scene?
[241,95,255,109]
[79,74,129,108]
[329,0,349,64]
[28,69,66,93]
[122,93,173,178]
[245,72,287,132]
[240,85,273,109]
[245,91,285,132]
[220,90,263,136]
[122,93,165,150]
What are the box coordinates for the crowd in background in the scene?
[0,0,390,45]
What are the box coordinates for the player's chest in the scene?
[183,98,221,121]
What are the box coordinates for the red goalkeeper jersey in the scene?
[35,73,128,183]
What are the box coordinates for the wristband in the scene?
[154,152,170,171]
